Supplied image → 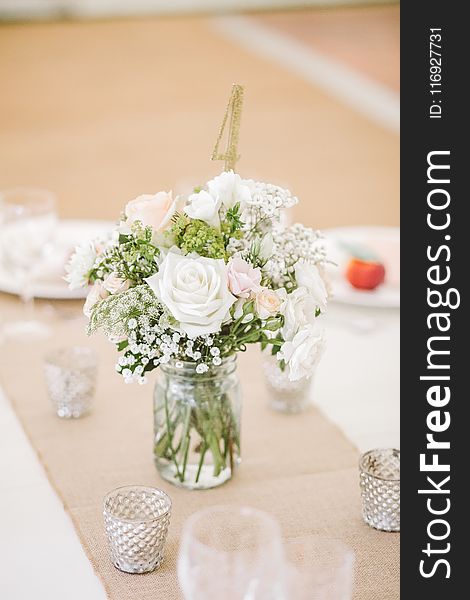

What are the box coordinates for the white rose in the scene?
[281,286,317,341]
[83,281,108,318]
[102,272,130,295]
[317,264,333,297]
[124,191,176,232]
[207,170,251,209]
[145,251,236,337]
[294,260,328,312]
[184,190,220,227]
[278,324,326,381]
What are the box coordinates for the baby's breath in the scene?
[265,223,327,288]
[241,179,298,233]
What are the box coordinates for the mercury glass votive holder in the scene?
[44,346,98,418]
[359,448,400,532]
[103,485,172,574]
[262,353,313,414]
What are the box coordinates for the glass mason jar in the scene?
[154,356,241,490]
[262,352,313,414]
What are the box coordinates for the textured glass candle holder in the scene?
[44,346,97,418]
[262,353,313,414]
[103,485,172,574]
[359,448,400,532]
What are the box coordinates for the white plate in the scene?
[0,219,115,300]
[323,226,400,308]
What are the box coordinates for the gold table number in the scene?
[211,84,244,172]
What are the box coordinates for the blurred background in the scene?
[0,0,399,230]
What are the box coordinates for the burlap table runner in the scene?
[0,298,399,599]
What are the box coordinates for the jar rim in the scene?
[359,448,400,481]
[160,354,237,377]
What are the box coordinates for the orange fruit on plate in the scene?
[345,258,386,291]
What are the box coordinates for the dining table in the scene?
[0,289,399,599]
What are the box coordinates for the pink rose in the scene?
[83,281,109,318]
[124,191,176,231]
[254,288,283,319]
[227,257,262,298]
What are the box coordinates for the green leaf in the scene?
[263,317,282,332]
[242,300,254,315]
[264,338,283,346]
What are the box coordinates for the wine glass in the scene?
[284,536,354,600]
[0,188,57,339]
[178,505,289,599]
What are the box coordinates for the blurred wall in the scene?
[0,0,396,20]
[0,10,399,229]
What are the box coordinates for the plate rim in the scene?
[0,218,115,300]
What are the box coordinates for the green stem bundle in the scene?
[154,377,240,486]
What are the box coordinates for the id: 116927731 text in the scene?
[429,28,443,119]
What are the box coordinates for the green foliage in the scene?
[222,202,243,234]
[91,222,160,285]
[244,234,271,270]
[117,340,129,352]
[171,213,226,259]
[217,301,283,358]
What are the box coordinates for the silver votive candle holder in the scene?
[103,485,172,574]
[44,346,98,418]
[262,353,314,414]
[359,448,400,532]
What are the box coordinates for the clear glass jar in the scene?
[262,353,313,414]
[154,356,241,490]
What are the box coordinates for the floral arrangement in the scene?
[66,171,328,384]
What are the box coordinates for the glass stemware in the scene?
[0,188,57,339]
[178,505,288,600]
[285,536,354,600]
